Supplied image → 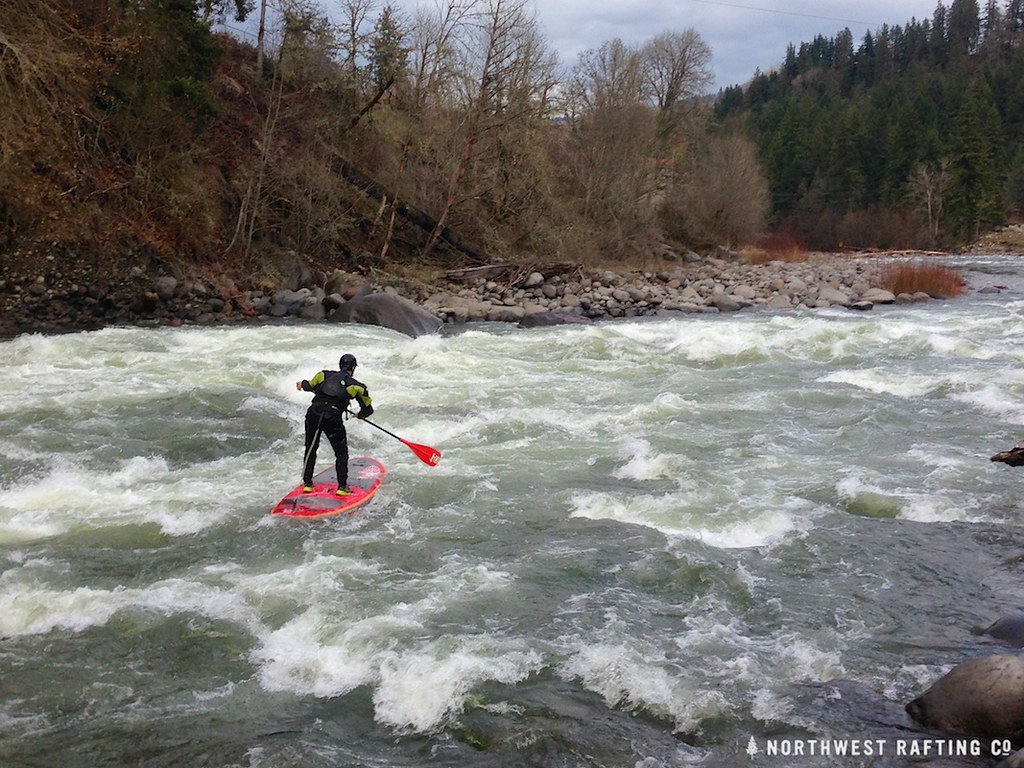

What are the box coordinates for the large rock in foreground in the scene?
[906,654,1024,741]
[329,293,443,338]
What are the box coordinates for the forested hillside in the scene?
[2,0,1021,295]
[1,0,767,289]
[716,0,1024,250]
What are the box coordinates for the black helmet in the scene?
[339,353,357,373]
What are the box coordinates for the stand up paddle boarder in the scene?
[295,353,374,496]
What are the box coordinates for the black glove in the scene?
[358,404,374,419]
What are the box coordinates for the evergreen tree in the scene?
[369,5,407,94]
[948,0,982,56]
[944,82,1004,237]
[930,3,951,67]
[717,0,1022,245]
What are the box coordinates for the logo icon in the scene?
[746,736,759,757]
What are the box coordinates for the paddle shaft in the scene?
[349,412,441,466]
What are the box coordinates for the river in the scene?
[3,255,1024,767]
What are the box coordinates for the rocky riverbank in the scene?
[0,246,986,338]
[424,252,915,326]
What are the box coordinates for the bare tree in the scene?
[670,132,768,246]
[335,0,378,87]
[641,29,713,146]
[257,0,268,74]
[407,0,474,112]
[564,39,660,241]
[570,38,649,113]
[910,159,951,242]
[418,0,557,259]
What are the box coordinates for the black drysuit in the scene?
[298,369,373,488]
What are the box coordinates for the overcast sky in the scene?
[229,0,945,92]
[383,0,944,91]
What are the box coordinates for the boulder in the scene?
[486,304,526,322]
[906,654,1024,741]
[278,251,313,291]
[297,302,325,321]
[324,269,373,300]
[329,292,442,337]
[270,288,310,316]
[518,311,592,328]
[861,287,897,304]
[818,285,851,306]
[982,613,1024,647]
[709,293,743,312]
[152,276,178,301]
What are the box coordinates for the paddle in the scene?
[351,412,441,466]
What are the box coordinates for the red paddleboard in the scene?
[271,456,386,519]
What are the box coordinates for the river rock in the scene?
[709,294,743,312]
[906,654,1024,741]
[297,302,325,320]
[270,288,310,316]
[861,287,896,303]
[982,613,1024,647]
[996,747,1024,767]
[152,276,178,301]
[518,311,592,328]
[818,285,851,306]
[328,292,443,337]
[324,269,373,300]
[486,304,525,322]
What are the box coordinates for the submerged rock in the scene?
[843,491,901,518]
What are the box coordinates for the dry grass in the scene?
[739,230,812,264]
[877,260,967,298]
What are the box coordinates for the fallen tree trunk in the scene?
[327,153,488,265]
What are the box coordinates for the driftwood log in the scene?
[992,446,1024,466]
[444,261,581,285]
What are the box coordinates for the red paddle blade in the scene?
[403,439,441,466]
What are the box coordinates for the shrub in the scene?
[878,260,967,298]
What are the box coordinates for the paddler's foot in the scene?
[336,486,352,496]
[302,484,314,493]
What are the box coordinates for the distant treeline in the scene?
[715,0,1024,249]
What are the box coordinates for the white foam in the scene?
[560,641,728,734]
[612,438,686,482]
[952,382,1024,424]
[568,491,809,549]
[252,606,542,731]
[819,369,940,397]
[0,453,258,541]
[373,640,542,731]
[0,576,261,638]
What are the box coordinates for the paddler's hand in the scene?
[295,380,302,391]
